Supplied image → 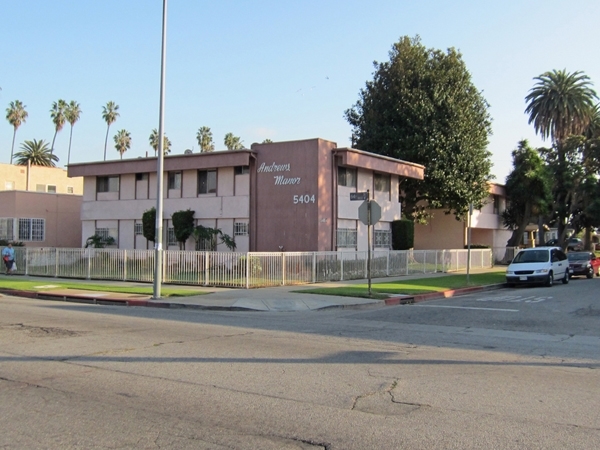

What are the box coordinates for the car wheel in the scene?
[587,267,594,279]
[563,271,570,284]
[545,272,553,287]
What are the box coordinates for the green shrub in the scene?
[391,219,414,250]
[172,209,195,249]
[142,207,156,243]
[0,239,24,247]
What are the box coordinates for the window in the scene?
[374,230,391,248]
[0,218,15,240]
[198,170,217,194]
[136,173,149,181]
[235,166,250,175]
[97,176,119,193]
[374,173,390,193]
[134,223,143,236]
[195,236,216,251]
[338,167,357,187]
[167,227,177,246]
[168,171,181,190]
[47,185,57,193]
[493,195,501,215]
[67,186,74,194]
[234,222,249,236]
[95,227,117,246]
[19,218,45,241]
[337,228,357,248]
[36,184,45,192]
[4,181,15,190]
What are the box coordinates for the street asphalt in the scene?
[0,268,507,312]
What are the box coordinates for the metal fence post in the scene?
[312,252,316,283]
[386,250,390,276]
[54,248,59,277]
[24,247,29,276]
[245,252,250,289]
[123,249,127,281]
[281,252,286,286]
[340,254,344,281]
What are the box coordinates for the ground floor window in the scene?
[0,218,15,240]
[234,222,249,236]
[167,228,177,247]
[134,223,143,236]
[19,218,45,241]
[95,227,118,246]
[195,236,216,251]
[374,230,391,248]
[337,228,357,248]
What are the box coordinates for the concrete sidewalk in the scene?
[0,268,507,312]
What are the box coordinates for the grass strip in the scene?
[0,278,206,297]
[294,272,506,299]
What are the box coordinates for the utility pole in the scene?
[153,0,168,299]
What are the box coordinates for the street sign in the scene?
[350,192,368,201]
[358,200,381,225]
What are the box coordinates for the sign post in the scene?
[356,192,382,297]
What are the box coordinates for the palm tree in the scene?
[114,129,131,159]
[102,101,120,161]
[50,99,67,155]
[65,100,82,165]
[261,139,273,144]
[149,128,172,156]
[224,132,243,150]
[525,70,598,248]
[196,126,214,152]
[525,70,598,144]
[5,100,28,164]
[13,139,59,166]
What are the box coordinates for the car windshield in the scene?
[568,253,590,261]
[512,250,549,263]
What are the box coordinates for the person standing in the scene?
[2,243,15,275]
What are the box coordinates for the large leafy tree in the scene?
[525,70,598,245]
[114,129,131,159]
[196,126,214,152]
[14,139,59,166]
[102,101,119,161]
[50,99,67,155]
[224,132,243,150]
[149,128,172,156]
[345,35,493,221]
[172,209,195,250]
[65,100,81,165]
[5,100,28,164]
[502,140,552,247]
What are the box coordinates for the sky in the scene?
[1,0,599,183]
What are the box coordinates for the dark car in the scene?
[542,237,584,251]
[567,251,600,278]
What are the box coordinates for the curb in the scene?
[384,283,506,306]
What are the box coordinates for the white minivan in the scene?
[506,247,570,287]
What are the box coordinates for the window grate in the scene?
[234,222,248,236]
[374,230,391,248]
[336,228,357,248]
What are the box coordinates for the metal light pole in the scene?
[153,0,168,299]
[466,203,473,284]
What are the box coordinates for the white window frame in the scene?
[374,230,391,248]
[19,218,45,241]
[134,223,143,236]
[234,222,249,236]
[0,218,16,240]
[336,228,357,248]
[167,227,177,246]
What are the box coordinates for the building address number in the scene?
[293,195,316,204]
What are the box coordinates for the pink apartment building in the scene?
[68,138,425,252]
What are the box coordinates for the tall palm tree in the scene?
[102,101,120,161]
[525,70,598,247]
[50,99,67,155]
[114,129,131,159]
[5,100,28,164]
[224,132,243,150]
[149,128,172,156]
[13,139,59,167]
[525,70,598,144]
[65,100,82,165]
[196,126,214,152]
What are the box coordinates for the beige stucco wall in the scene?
[0,190,82,247]
[0,163,83,194]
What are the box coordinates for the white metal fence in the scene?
[9,247,493,289]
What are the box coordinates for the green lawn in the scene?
[0,278,207,297]
[294,271,507,299]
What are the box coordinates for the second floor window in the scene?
[198,170,217,194]
[97,176,119,193]
[374,173,390,193]
[338,167,357,187]
[168,172,181,190]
